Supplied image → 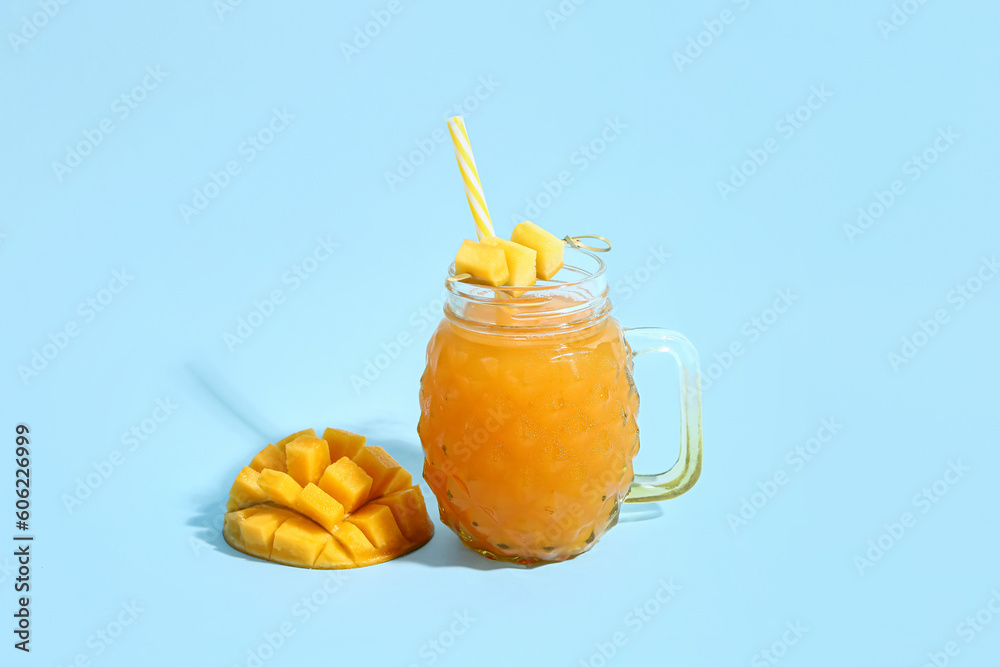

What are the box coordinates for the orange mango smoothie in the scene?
[418,298,640,564]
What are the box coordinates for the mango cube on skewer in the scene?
[454,239,509,287]
[483,237,537,292]
[511,221,564,280]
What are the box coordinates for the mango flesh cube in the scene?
[275,428,317,455]
[483,237,537,290]
[249,444,286,473]
[227,466,269,511]
[348,504,409,552]
[271,516,331,568]
[381,467,413,497]
[257,469,303,509]
[239,506,295,559]
[454,239,509,287]
[511,221,564,280]
[353,446,405,498]
[294,483,346,533]
[318,457,373,513]
[285,436,331,486]
[224,506,264,547]
[314,539,353,569]
[331,522,378,561]
[371,486,435,544]
[322,428,366,461]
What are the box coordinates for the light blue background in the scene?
[3,0,999,665]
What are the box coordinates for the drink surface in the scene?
[418,310,640,563]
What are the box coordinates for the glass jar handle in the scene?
[623,328,703,503]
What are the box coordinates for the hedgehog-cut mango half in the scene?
[223,428,434,569]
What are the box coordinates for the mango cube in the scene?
[511,221,564,280]
[353,446,406,498]
[372,486,435,544]
[348,504,408,552]
[314,539,353,569]
[227,466,269,511]
[294,483,345,533]
[322,428,366,461]
[484,237,537,291]
[331,522,378,561]
[257,469,303,509]
[249,444,286,473]
[318,457,373,513]
[223,505,263,547]
[454,239,509,286]
[275,428,317,455]
[271,516,331,568]
[239,506,295,559]
[285,436,331,486]
[381,467,414,496]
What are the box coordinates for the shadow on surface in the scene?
[185,362,275,441]
[401,531,530,571]
[618,503,664,523]
[187,495,261,564]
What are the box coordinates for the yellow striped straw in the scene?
[447,116,495,241]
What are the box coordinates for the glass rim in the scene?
[445,246,607,296]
